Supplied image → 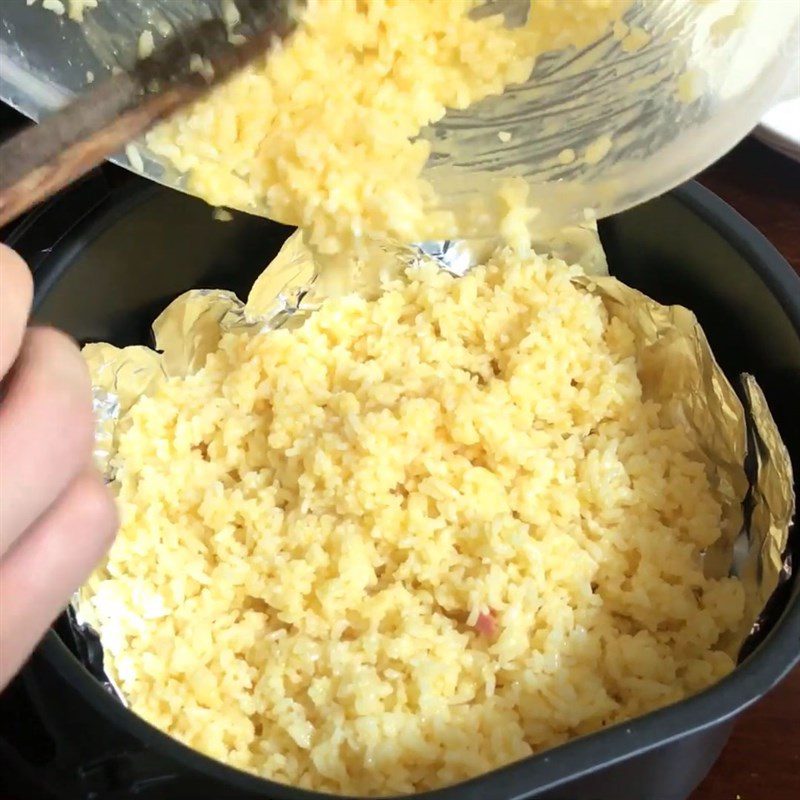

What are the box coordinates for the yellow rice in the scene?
[85,245,744,795]
[146,0,630,254]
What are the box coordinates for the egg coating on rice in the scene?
[85,246,744,796]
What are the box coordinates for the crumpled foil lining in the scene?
[739,375,795,642]
[72,224,794,702]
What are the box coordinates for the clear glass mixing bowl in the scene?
[1,0,798,235]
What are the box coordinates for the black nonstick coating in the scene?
[2,173,799,800]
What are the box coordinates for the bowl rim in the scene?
[13,177,800,800]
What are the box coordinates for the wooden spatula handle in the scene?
[0,74,197,228]
[0,1,298,229]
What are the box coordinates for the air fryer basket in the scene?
[2,172,798,800]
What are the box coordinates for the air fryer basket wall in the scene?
[4,173,798,800]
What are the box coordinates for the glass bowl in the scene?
[1,0,798,234]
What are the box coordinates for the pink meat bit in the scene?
[473,611,498,638]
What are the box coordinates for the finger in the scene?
[0,245,33,379]
[0,327,95,555]
[0,468,117,689]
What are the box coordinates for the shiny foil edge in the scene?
[738,374,795,646]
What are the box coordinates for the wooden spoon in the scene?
[0,0,298,228]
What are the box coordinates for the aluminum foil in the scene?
[738,375,795,644]
[72,227,794,696]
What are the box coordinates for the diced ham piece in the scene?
[473,611,498,638]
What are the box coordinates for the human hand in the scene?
[0,243,118,690]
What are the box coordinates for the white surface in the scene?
[753,35,800,163]
[755,96,800,163]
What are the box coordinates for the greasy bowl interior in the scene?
[13,176,800,800]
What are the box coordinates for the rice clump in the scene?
[85,245,744,796]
